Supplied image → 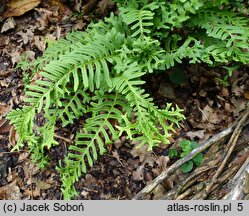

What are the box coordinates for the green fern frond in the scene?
[119,3,158,38]
[56,87,90,127]
[112,62,184,150]
[7,106,35,150]
[24,29,125,115]
[188,10,249,64]
[59,92,126,199]
[163,35,205,68]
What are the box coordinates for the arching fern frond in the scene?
[112,62,184,150]
[23,28,125,116]
[163,35,205,69]
[189,11,249,49]
[189,10,249,64]
[59,92,127,199]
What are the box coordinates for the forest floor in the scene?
[0,0,248,200]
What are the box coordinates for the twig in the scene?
[54,134,73,143]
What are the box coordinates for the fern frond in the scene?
[59,92,127,199]
[119,3,158,38]
[7,106,35,150]
[24,29,125,116]
[26,31,87,73]
[112,62,184,150]
[189,10,249,64]
[51,86,91,127]
[163,35,205,68]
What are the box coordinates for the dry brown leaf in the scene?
[130,142,151,163]
[17,29,34,45]
[132,165,144,181]
[34,179,52,190]
[34,36,46,52]
[48,0,72,16]
[0,119,11,134]
[156,156,169,170]
[112,150,124,166]
[0,103,11,115]
[231,98,247,115]
[96,0,115,16]
[143,155,156,167]
[3,0,41,17]
[10,50,22,65]
[202,105,220,124]
[0,180,21,199]
[0,119,8,134]
[1,17,16,33]
[23,188,41,197]
[186,130,205,140]
[152,184,166,200]
[81,190,89,198]
[84,174,96,187]
[8,126,16,147]
[244,92,249,100]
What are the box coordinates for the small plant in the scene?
[169,139,204,173]
[216,65,240,87]
[7,0,249,199]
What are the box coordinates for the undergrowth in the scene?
[7,0,249,199]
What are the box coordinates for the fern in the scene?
[119,2,158,38]
[7,0,249,199]
[59,92,126,199]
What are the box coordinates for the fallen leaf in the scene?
[231,98,247,115]
[34,36,46,52]
[202,105,220,124]
[244,92,249,100]
[156,156,170,170]
[0,119,11,134]
[0,180,21,199]
[17,29,34,45]
[83,174,96,187]
[81,190,89,198]
[34,179,52,190]
[48,0,72,16]
[152,184,166,200]
[232,86,243,97]
[186,130,205,140]
[130,142,151,163]
[112,150,124,166]
[132,165,144,181]
[8,126,16,147]
[96,0,115,16]
[9,50,22,65]
[3,0,41,17]
[23,188,41,198]
[0,103,11,115]
[1,17,16,33]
